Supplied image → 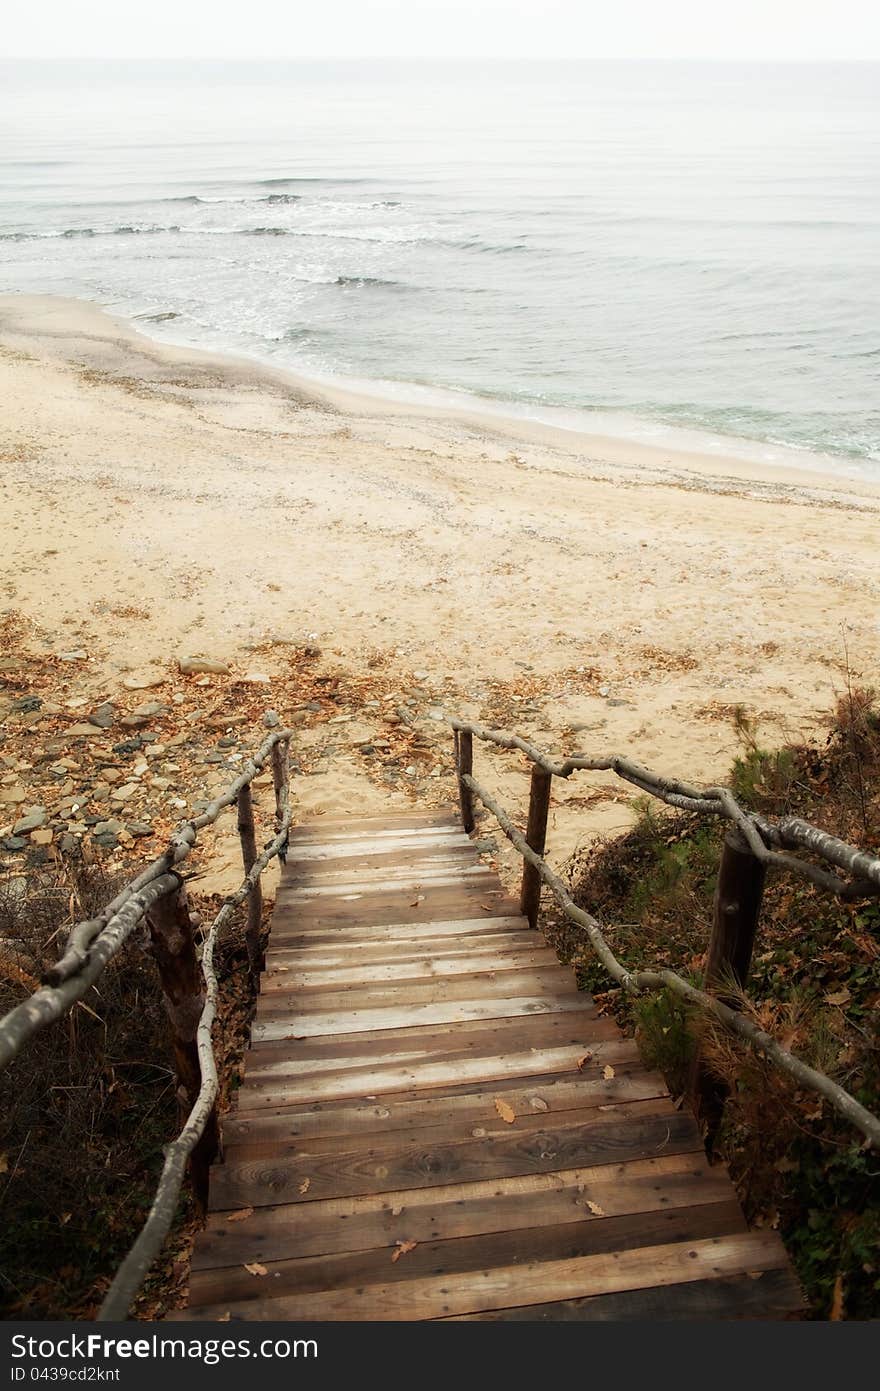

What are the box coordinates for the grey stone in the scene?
[263,710,280,728]
[126,823,153,838]
[113,738,143,755]
[11,695,42,714]
[13,808,48,834]
[93,832,119,849]
[2,836,27,852]
[120,715,149,729]
[88,702,116,729]
[217,737,237,749]
[132,701,164,718]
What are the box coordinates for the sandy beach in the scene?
[2,292,879,890]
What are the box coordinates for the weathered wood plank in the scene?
[222,1070,669,1146]
[262,944,558,987]
[187,1200,746,1309]
[448,1268,805,1321]
[191,1152,727,1270]
[268,916,530,948]
[255,966,579,1016]
[209,1107,702,1209]
[172,1231,791,1321]
[251,990,590,1042]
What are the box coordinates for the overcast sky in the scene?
[3,0,880,61]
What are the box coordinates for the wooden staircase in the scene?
[173,808,803,1320]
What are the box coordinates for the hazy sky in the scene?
[3,0,880,61]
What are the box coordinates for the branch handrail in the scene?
[448,717,880,900]
[97,807,292,1321]
[0,727,293,1318]
[450,719,880,1150]
[0,729,293,1071]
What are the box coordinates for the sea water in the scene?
[1,59,878,469]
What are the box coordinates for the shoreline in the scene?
[4,292,878,503]
[2,290,879,887]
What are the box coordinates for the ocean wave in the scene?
[1,224,181,241]
[334,274,410,290]
[261,193,301,205]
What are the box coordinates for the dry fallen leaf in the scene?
[391,1240,418,1263]
[226,1207,254,1223]
[217,1313,231,1322]
[585,1200,606,1216]
[602,1065,616,1080]
[244,1262,268,1277]
[824,989,851,1007]
[299,1178,311,1195]
[494,1097,516,1125]
[576,1052,593,1070]
[529,1096,549,1112]
[410,894,425,908]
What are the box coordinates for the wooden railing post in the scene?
[236,782,263,984]
[455,730,475,833]
[271,736,291,838]
[520,766,552,929]
[691,826,767,1148]
[146,879,219,1211]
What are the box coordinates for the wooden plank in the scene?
[268,917,530,948]
[223,1095,677,1165]
[288,833,471,861]
[171,1231,791,1321]
[262,947,562,990]
[269,895,519,934]
[209,1107,701,1209]
[289,813,459,838]
[222,1070,669,1146]
[251,990,589,1042]
[187,1200,746,1309]
[449,1268,805,1321]
[236,1041,639,1110]
[286,853,484,884]
[255,966,579,1016]
[192,1152,726,1270]
[278,869,495,901]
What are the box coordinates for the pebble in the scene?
[11,696,42,714]
[263,710,280,728]
[0,786,27,805]
[59,651,88,662]
[133,702,164,718]
[31,828,53,846]
[13,807,48,834]
[126,822,153,838]
[120,714,149,729]
[2,836,27,852]
[113,784,139,801]
[178,656,230,676]
[67,723,105,738]
[88,702,116,729]
[122,670,165,691]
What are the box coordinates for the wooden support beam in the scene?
[146,879,219,1210]
[691,826,767,1149]
[237,783,263,983]
[520,767,552,930]
[455,730,475,834]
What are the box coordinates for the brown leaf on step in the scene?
[585,1200,606,1217]
[244,1262,269,1277]
[529,1096,549,1112]
[830,1273,845,1320]
[391,1240,418,1263]
[479,902,494,911]
[298,1178,311,1195]
[494,1097,516,1125]
[576,1052,593,1070]
[410,894,425,908]
[602,1065,615,1080]
[226,1207,254,1223]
